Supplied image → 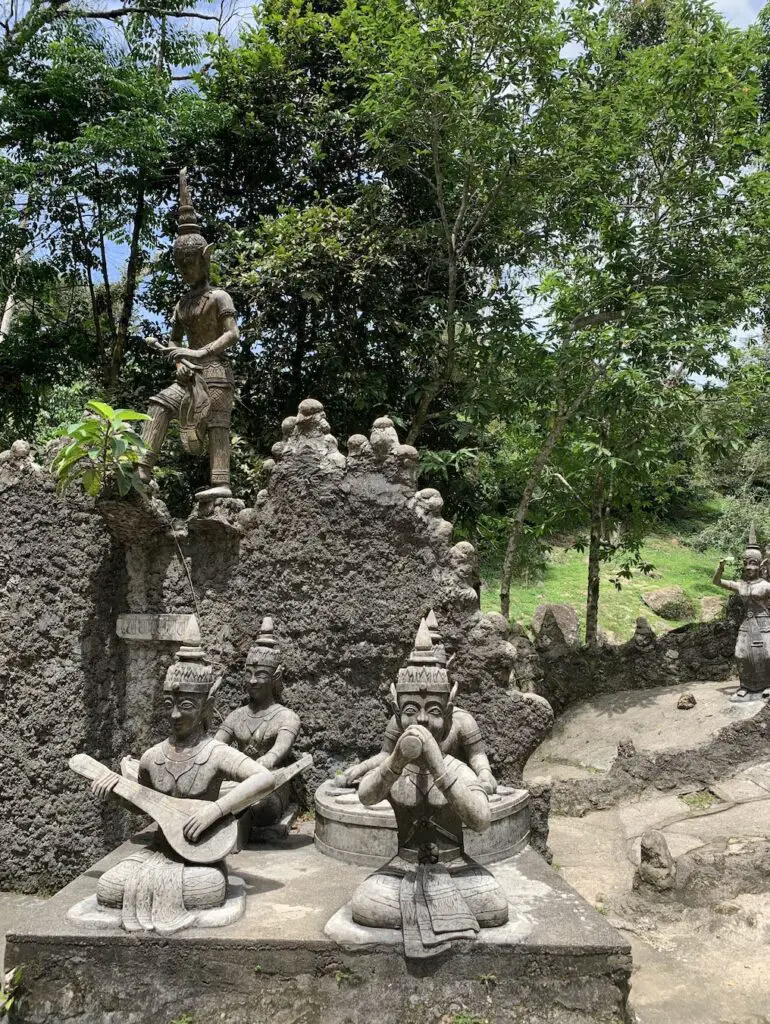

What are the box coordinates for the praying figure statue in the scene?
[350,619,509,958]
[139,168,238,500]
[713,525,770,702]
[341,610,497,794]
[71,636,310,933]
[216,617,301,838]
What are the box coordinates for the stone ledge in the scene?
[7,834,632,1024]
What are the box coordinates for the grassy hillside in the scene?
[480,534,726,642]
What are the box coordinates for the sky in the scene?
[714,0,764,24]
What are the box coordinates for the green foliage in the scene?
[690,495,770,566]
[51,399,149,498]
[482,533,724,640]
[1,965,24,1018]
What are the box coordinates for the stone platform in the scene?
[6,832,632,1024]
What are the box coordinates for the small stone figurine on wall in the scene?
[342,619,509,958]
[216,618,301,840]
[341,610,497,794]
[713,525,770,702]
[139,168,239,500]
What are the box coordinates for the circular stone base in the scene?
[314,779,530,867]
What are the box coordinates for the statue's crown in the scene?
[744,523,763,562]
[163,617,214,694]
[174,168,208,250]
[246,616,281,670]
[395,619,450,695]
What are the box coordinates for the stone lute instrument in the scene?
[69,752,313,865]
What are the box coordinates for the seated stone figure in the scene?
[342,610,497,794]
[216,617,301,835]
[350,620,509,958]
[88,642,285,934]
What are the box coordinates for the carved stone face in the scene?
[744,557,761,581]
[163,689,207,740]
[396,691,449,741]
[174,247,208,287]
[244,665,275,703]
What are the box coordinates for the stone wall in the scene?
[0,405,554,890]
[0,445,132,892]
[510,609,739,715]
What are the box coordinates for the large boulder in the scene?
[700,595,725,623]
[532,603,580,649]
[641,585,695,621]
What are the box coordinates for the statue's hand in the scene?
[718,559,726,572]
[91,772,119,802]
[183,803,222,843]
[477,769,497,795]
[340,762,366,786]
[165,345,199,363]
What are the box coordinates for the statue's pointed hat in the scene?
[395,618,450,694]
[246,616,281,669]
[425,608,448,666]
[163,616,214,693]
[744,523,763,562]
[174,168,208,253]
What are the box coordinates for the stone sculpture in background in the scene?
[216,617,301,840]
[139,168,239,500]
[68,633,311,933]
[713,525,770,702]
[341,611,497,794]
[347,619,509,958]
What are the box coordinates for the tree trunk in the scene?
[585,474,604,647]
[108,177,145,392]
[75,197,106,371]
[0,213,28,344]
[499,377,600,619]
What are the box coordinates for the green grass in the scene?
[481,533,725,642]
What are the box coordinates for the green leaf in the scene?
[86,400,116,420]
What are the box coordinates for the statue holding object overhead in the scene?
[713,525,770,702]
[69,636,311,933]
[139,169,239,500]
[349,619,509,958]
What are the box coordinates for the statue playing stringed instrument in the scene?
[68,635,312,933]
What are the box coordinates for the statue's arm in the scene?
[201,308,239,359]
[441,774,491,834]
[713,559,738,591]
[341,720,397,784]
[358,753,403,806]
[257,717,300,770]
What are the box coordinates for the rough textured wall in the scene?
[0,443,130,891]
[510,612,739,715]
[125,401,554,796]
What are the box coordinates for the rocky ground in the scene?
[526,679,770,1024]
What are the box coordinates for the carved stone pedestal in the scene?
[315,779,531,866]
[7,835,631,1024]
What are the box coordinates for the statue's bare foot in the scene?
[195,484,232,501]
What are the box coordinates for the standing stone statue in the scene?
[348,619,509,958]
[139,168,239,499]
[216,617,301,838]
[341,611,497,794]
[713,525,770,702]
[69,638,311,933]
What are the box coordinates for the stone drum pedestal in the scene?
[314,779,531,867]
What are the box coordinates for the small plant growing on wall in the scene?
[1,965,24,1019]
[51,400,149,498]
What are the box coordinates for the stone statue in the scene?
[138,169,239,500]
[70,636,311,933]
[215,617,301,837]
[349,619,509,958]
[713,525,770,702]
[341,610,497,794]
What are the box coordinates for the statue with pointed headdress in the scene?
[216,617,301,835]
[70,625,311,933]
[139,168,239,500]
[348,619,508,958]
[340,610,497,793]
[713,525,770,702]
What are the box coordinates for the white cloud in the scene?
[713,0,764,27]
